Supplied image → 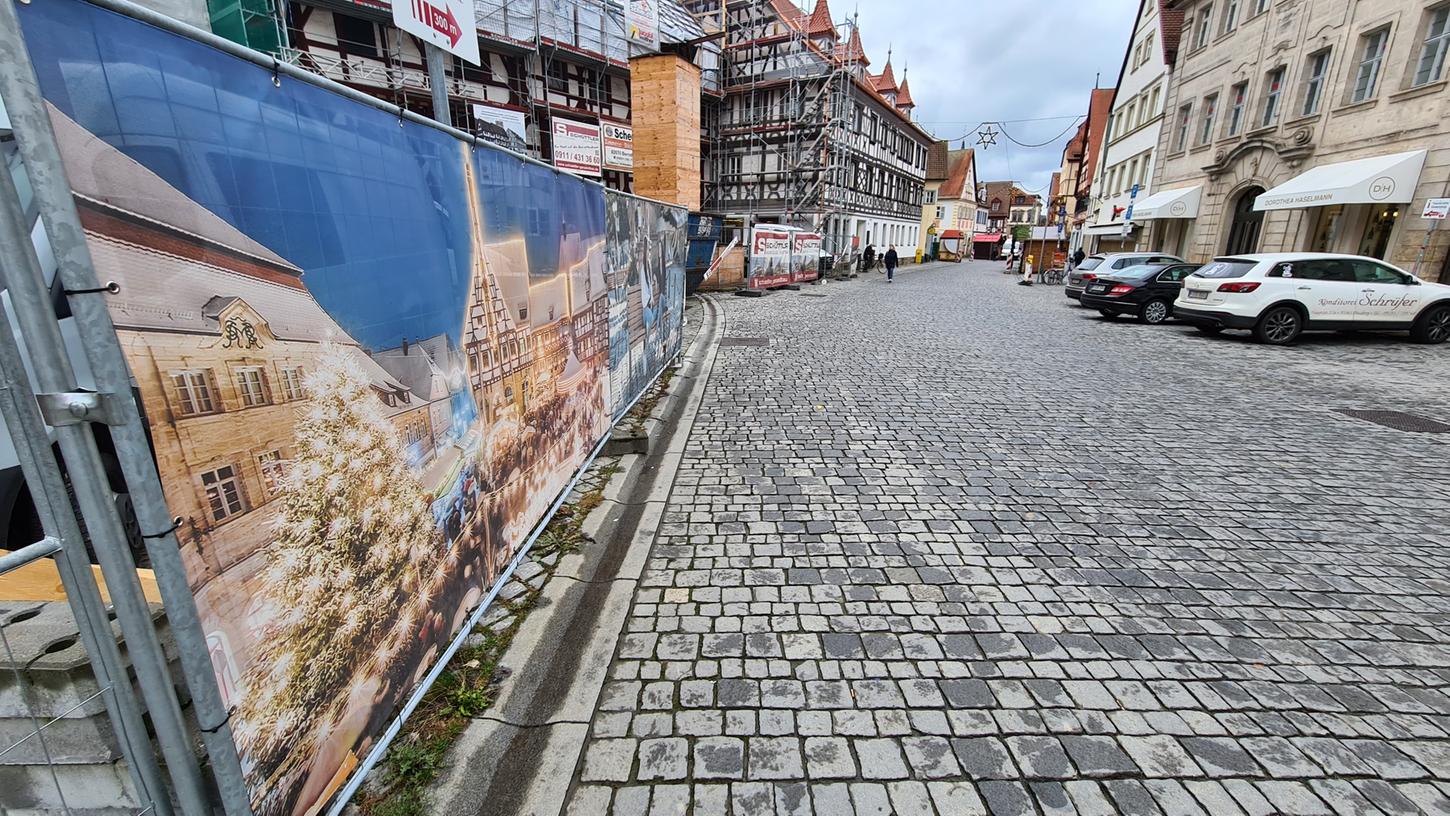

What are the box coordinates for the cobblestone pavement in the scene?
[564,260,1450,815]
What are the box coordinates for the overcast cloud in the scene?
[849,0,1139,197]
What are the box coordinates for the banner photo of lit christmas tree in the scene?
[19,0,686,813]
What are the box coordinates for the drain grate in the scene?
[719,336,769,347]
[1334,409,1450,433]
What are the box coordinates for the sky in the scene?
[851,0,1140,199]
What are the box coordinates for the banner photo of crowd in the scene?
[18,0,687,813]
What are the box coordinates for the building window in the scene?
[1352,27,1390,103]
[332,13,379,60]
[280,366,306,401]
[1414,5,1450,87]
[1261,67,1285,126]
[1138,154,1151,187]
[1174,103,1193,150]
[1302,49,1330,115]
[236,367,271,408]
[1223,0,1239,33]
[1227,82,1248,135]
[1199,93,1218,144]
[170,370,215,417]
[1195,4,1213,48]
[201,465,245,522]
[257,450,286,496]
[1149,85,1161,116]
[1253,0,1270,14]
[936,206,945,220]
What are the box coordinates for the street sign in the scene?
[1122,184,1141,236]
[393,0,479,64]
[1423,198,1450,220]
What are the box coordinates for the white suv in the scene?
[1174,253,1450,345]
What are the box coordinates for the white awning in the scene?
[1082,223,1137,236]
[1255,150,1427,211]
[1131,185,1202,220]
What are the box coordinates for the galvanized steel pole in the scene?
[0,0,247,811]
[427,44,450,125]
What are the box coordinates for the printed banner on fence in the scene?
[602,123,634,170]
[626,0,660,47]
[748,226,794,289]
[552,117,602,176]
[792,232,822,283]
[17,1,685,813]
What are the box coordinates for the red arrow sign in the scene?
[413,0,462,47]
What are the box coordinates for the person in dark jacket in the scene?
[885,245,899,281]
[1072,248,1087,269]
[861,244,876,273]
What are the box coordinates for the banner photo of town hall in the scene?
[19,0,687,812]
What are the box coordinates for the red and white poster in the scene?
[792,232,822,283]
[602,123,633,170]
[627,0,660,48]
[748,226,794,289]
[551,118,602,176]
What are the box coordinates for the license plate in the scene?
[1088,285,1107,293]
[1187,290,1208,300]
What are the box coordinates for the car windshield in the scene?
[1109,264,1163,279]
[1077,257,1105,271]
[1193,259,1258,279]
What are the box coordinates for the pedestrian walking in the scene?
[1072,247,1086,269]
[862,244,876,274]
[885,245,899,281]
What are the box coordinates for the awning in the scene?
[940,229,964,239]
[1131,185,1202,220]
[972,233,1004,243]
[1256,150,1427,211]
[1082,223,1138,236]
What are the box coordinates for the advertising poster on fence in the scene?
[748,225,794,289]
[792,231,822,283]
[551,117,603,176]
[602,123,634,170]
[18,0,685,812]
[626,0,659,47]
[471,102,529,154]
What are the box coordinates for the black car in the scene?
[1079,263,1200,324]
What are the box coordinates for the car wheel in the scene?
[1411,303,1450,344]
[1139,298,1170,325]
[1098,309,1116,319]
[1195,324,1224,336]
[1254,306,1302,345]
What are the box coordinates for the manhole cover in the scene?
[1334,409,1450,433]
[720,336,769,347]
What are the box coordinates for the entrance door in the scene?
[1225,186,1265,255]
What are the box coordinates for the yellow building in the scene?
[918,142,979,259]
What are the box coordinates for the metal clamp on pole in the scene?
[34,391,123,427]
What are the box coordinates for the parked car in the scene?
[1174,253,1450,345]
[1080,262,1201,323]
[1065,252,1185,302]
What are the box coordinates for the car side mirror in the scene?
[1407,277,1421,286]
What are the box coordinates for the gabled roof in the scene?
[805,0,836,38]
[940,149,974,200]
[895,77,915,109]
[1159,0,1185,64]
[835,27,868,66]
[870,59,897,93]
[926,141,950,181]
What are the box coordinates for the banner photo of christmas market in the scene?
[18,1,686,813]
[748,225,824,289]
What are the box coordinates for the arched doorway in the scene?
[1225,186,1265,255]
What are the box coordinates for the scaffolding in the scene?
[708,0,860,252]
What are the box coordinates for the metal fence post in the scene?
[0,0,256,811]
[0,71,214,816]
[0,312,175,816]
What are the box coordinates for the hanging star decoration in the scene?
[976,124,1000,149]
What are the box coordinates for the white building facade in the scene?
[1087,0,1174,253]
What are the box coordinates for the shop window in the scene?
[1308,204,1345,252]
[1358,205,1401,259]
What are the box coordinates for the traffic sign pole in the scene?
[426,44,449,125]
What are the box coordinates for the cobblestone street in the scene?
[566,259,1450,815]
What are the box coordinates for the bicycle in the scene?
[1039,267,1066,285]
